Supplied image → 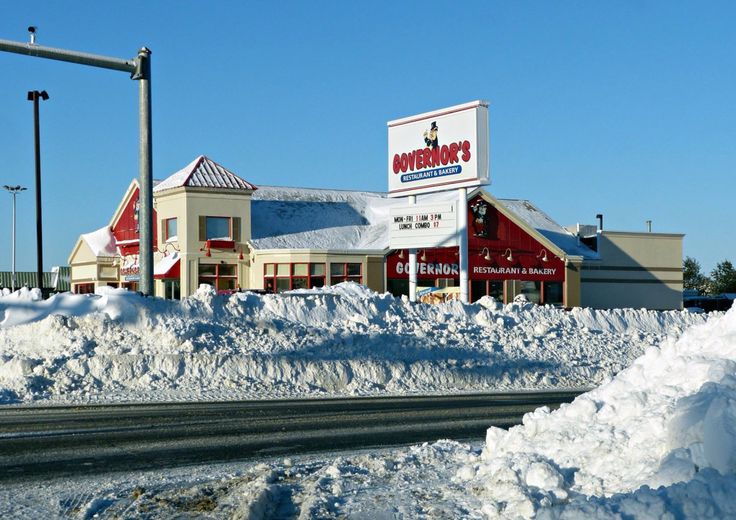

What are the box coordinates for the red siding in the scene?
[111,187,158,255]
[386,195,564,282]
[467,195,564,282]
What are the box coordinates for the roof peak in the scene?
[154,155,257,193]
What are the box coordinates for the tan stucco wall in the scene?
[155,187,253,297]
[249,251,385,293]
[365,256,385,293]
[564,259,582,308]
[70,263,98,284]
[69,238,121,291]
[581,231,684,310]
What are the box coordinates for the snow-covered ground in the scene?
[0,284,707,405]
[2,284,735,518]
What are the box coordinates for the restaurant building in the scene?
[68,155,684,309]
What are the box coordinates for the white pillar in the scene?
[408,195,417,302]
[458,188,468,303]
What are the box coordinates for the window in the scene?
[74,283,95,294]
[436,278,456,289]
[263,262,326,293]
[512,281,563,305]
[164,218,177,242]
[121,282,138,292]
[471,280,504,303]
[330,263,362,285]
[543,282,563,306]
[164,280,181,300]
[471,281,484,303]
[520,281,541,304]
[199,263,238,292]
[199,216,241,242]
[309,263,325,288]
[292,263,308,290]
[206,217,230,240]
[387,278,409,298]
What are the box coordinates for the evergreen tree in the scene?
[683,257,709,294]
[710,260,736,295]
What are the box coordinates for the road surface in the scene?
[0,391,583,482]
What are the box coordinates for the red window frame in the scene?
[74,283,95,294]
[329,262,362,285]
[199,263,238,292]
[263,263,326,293]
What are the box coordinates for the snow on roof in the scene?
[250,186,392,251]
[498,199,599,260]
[81,226,117,257]
[153,155,257,193]
[250,185,597,258]
[154,252,179,276]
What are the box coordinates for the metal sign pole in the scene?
[0,37,154,296]
[408,194,417,302]
[458,187,468,303]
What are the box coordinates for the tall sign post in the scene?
[388,100,490,303]
[408,194,417,302]
[0,33,155,296]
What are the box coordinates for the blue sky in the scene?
[1,1,734,274]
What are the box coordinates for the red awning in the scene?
[206,239,235,250]
[154,253,181,280]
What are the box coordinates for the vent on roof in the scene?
[565,223,599,251]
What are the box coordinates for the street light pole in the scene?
[27,90,49,294]
[0,34,154,296]
[2,185,27,292]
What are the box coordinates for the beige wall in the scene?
[249,251,385,293]
[564,258,583,308]
[70,262,98,284]
[69,239,120,292]
[155,187,253,297]
[365,256,385,293]
[581,231,684,310]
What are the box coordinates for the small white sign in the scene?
[389,203,458,249]
[387,100,489,197]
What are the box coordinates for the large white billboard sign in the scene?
[389,203,457,249]
[387,100,489,198]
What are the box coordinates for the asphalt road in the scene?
[0,391,583,482]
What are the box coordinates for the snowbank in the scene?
[0,284,708,405]
[465,303,736,518]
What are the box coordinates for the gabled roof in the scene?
[250,186,389,251]
[494,198,599,260]
[81,226,118,257]
[250,185,598,260]
[154,155,257,193]
[108,179,139,229]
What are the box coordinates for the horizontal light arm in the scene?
[0,38,135,74]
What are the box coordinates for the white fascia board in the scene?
[251,248,385,257]
[387,100,489,127]
[477,190,569,260]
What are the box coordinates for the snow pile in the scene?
[0,284,709,405]
[0,441,486,519]
[465,304,736,518]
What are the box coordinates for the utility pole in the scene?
[0,28,154,295]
